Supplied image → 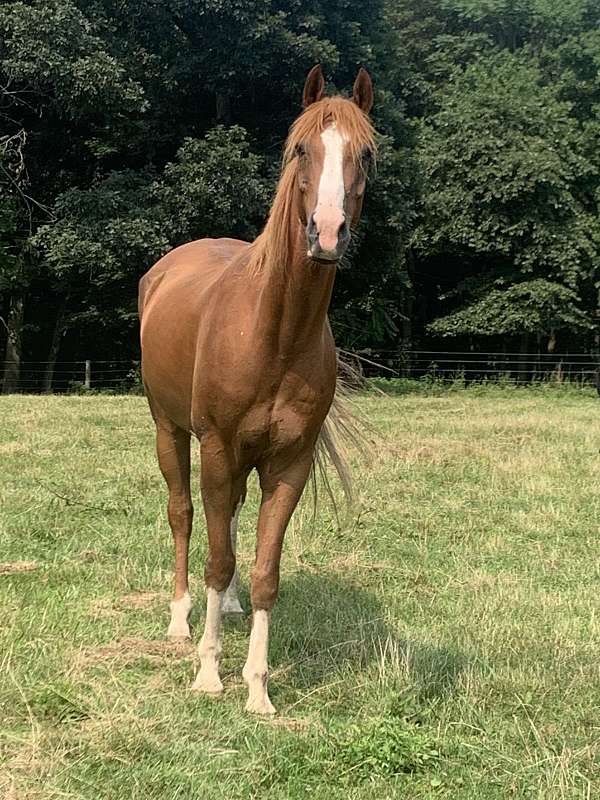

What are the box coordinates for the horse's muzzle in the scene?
[306,213,350,262]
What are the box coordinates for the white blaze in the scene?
[313,124,347,253]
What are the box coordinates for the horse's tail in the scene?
[312,356,374,511]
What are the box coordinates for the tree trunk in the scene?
[216,91,231,124]
[2,294,24,394]
[42,299,69,394]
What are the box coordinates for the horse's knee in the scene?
[250,565,279,611]
[205,551,235,592]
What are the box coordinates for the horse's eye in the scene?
[295,143,307,158]
[361,147,372,167]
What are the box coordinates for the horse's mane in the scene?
[247,96,377,276]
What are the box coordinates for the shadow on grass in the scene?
[268,568,471,706]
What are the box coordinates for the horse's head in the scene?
[286,65,375,264]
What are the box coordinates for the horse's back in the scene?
[139,238,248,319]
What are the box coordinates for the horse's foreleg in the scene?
[191,440,238,694]
[155,420,193,642]
[243,453,313,714]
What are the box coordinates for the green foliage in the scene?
[414,52,595,279]
[428,279,593,336]
[0,0,145,117]
[35,171,166,285]
[334,717,440,781]
[157,127,269,243]
[1,0,600,369]
[32,126,268,339]
[413,48,599,341]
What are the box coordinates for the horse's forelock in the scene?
[284,96,377,166]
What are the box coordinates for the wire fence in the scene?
[0,360,139,392]
[2,350,600,393]
[346,350,600,386]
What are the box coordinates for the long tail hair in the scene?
[311,354,375,513]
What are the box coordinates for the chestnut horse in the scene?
[139,65,375,714]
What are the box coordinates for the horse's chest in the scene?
[235,374,331,459]
[198,355,335,462]
[237,404,316,457]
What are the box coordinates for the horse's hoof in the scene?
[223,608,246,619]
[245,695,276,715]
[167,633,191,643]
[222,598,245,616]
[191,675,224,695]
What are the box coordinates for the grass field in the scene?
[1,384,599,799]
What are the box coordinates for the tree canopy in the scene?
[1,0,599,389]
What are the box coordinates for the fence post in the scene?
[85,360,91,390]
[595,305,600,397]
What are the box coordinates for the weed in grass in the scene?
[333,717,440,781]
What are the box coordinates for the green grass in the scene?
[1,384,599,799]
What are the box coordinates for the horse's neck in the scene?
[255,223,336,357]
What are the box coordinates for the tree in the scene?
[33,126,268,385]
[0,0,146,389]
[2,0,600,377]
[413,51,599,350]
[428,279,593,338]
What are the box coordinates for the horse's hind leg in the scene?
[155,418,193,641]
[222,491,246,615]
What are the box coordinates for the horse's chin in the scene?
[306,248,341,266]
[310,255,339,266]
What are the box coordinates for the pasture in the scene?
[1,385,599,799]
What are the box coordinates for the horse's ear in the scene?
[302,65,325,108]
[352,67,373,114]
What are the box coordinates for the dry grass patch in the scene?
[116,590,168,610]
[0,561,38,574]
[88,590,169,620]
[68,637,194,672]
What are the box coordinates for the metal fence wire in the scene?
[1,351,599,391]
[352,350,599,382]
[1,360,139,391]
